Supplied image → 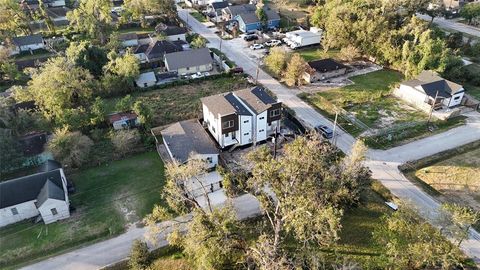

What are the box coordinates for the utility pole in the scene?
[332,111,338,146]
[427,91,439,126]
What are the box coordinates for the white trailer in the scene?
[285,27,322,49]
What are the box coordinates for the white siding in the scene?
[447,91,464,107]
[38,199,70,224]
[239,115,253,145]
[395,85,430,110]
[255,111,268,143]
[19,43,45,52]
[174,63,213,75]
[166,34,186,42]
[0,201,39,227]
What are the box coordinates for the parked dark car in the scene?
[315,125,334,139]
[244,34,258,41]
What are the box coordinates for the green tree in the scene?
[100,73,133,96]
[104,51,140,80]
[190,35,207,49]
[122,0,177,27]
[115,94,134,112]
[168,206,246,270]
[442,203,480,247]
[48,127,94,168]
[0,46,22,82]
[283,53,307,86]
[67,0,112,44]
[38,0,55,33]
[0,0,32,38]
[264,47,288,76]
[128,240,150,270]
[374,207,464,270]
[339,45,361,62]
[256,8,267,27]
[132,100,152,127]
[90,97,106,126]
[0,132,26,173]
[460,3,480,25]
[246,135,369,266]
[22,57,94,127]
[110,129,140,157]
[66,41,108,77]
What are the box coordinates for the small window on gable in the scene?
[223,120,234,129]
[259,117,264,120]
[243,120,249,123]
[454,96,461,100]
[51,208,58,216]
[270,109,280,117]
[11,208,18,215]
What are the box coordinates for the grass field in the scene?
[463,64,480,99]
[105,76,250,127]
[302,70,466,149]
[298,48,340,62]
[0,152,166,269]
[189,11,207,22]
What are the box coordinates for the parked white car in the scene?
[265,39,281,47]
[191,72,205,79]
[250,44,264,50]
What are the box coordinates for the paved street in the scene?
[417,14,480,38]
[20,194,262,270]
[19,9,480,270]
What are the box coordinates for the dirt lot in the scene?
[415,147,480,212]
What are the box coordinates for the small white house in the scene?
[164,48,213,75]
[0,161,70,227]
[397,70,465,110]
[303,58,347,83]
[201,87,282,149]
[108,112,140,130]
[135,71,157,88]
[11,34,45,55]
[156,25,188,42]
[161,119,219,169]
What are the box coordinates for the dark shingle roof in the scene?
[401,70,464,98]
[308,58,347,73]
[164,48,212,71]
[226,4,256,17]
[119,33,138,41]
[0,168,65,209]
[45,6,69,18]
[36,179,65,207]
[12,34,44,46]
[145,40,183,60]
[201,92,251,116]
[161,119,218,164]
[211,1,229,10]
[159,26,188,36]
[238,12,259,24]
[234,87,277,114]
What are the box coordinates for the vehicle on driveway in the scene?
[244,34,258,41]
[250,44,264,50]
[314,125,334,139]
[190,72,205,79]
[265,39,281,47]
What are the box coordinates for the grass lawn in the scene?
[189,11,207,22]
[297,48,340,62]
[104,76,249,127]
[401,141,480,231]
[0,152,166,269]
[302,70,466,148]
[463,64,480,99]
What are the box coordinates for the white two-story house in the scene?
[201,87,282,149]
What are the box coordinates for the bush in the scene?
[48,127,94,168]
[128,240,150,270]
[110,129,141,157]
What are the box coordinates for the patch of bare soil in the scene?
[114,190,140,226]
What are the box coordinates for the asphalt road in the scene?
[416,14,480,38]
[19,9,480,270]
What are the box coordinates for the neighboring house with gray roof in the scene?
[160,119,219,168]
[201,87,282,148]
[0,161,70,227]
[397,70,465,110]
[164,48,213,75]
[11,34,45,55]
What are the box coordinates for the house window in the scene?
[11,208,18,215]
[231,132,236,139]
[259,117,264,120]
[243,120,249,123]
[206,157,213,163]
[454,96,461,100]
[270,109,280,117]
[259,129,264,132]
[51,208,58,216]
[223,120,234,129]
[212,126,216,133]
[186,67,190,70]
[244,132,249,136]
